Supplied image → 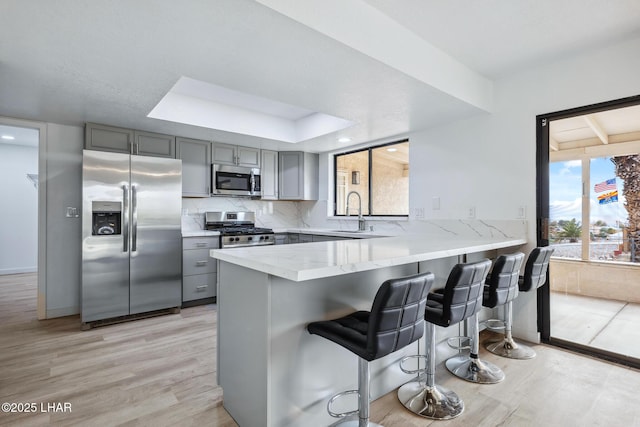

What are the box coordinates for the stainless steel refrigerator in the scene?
[81,150,182,324]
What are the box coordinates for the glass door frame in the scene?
[536,94,640,369]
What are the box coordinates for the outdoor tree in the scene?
[561,218,581,243]
[611,155,640,261]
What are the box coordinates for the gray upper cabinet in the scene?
[85,123,175,158]
[278,151,318,200]
[212,142,260,167]
[85,123,134,153]
[176,137,211,197]
[134,130,176,158]
[261,149,278,200]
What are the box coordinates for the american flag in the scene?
[594,178,616,193]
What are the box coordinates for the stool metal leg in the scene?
[445,314,505,384]
[484,301,536,359]
[330,358,383,427]
[397,322,464,419]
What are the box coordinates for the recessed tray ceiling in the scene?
[148,77,354,143]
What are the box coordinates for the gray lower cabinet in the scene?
[85,123,175,158]
[182,236,219,303]
[311,234,349,242]
[176,137,211,197]
[275,233,289,245]
[299,234,313,243]
[288,233,300,244]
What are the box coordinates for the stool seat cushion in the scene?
[308,272,434,361]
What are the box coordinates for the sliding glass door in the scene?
[537,95,640,369]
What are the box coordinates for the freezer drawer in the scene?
[183,273,217,301]
[183,248,217,275]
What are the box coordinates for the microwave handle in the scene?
[250,170,256,193]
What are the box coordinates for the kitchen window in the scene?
[334,140,409,216]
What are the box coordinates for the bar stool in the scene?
[307,271,434,427]
[484,247,554,359]
[397,259,491,419]
[445,253,525,383]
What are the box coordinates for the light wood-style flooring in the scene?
[1,273,639,426]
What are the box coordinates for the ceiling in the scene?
[1,0,640,153]
[549,104,640,162]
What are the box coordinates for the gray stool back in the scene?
[519,246,554,292]
[398,259,491,419]
[308,271,434,426]
[485,247,553,359]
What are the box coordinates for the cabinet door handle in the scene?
[195,260,208,266]
[195,242,208,247]
[196,285,208,291]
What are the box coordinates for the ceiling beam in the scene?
[584,115,609,145]
[550,138,640,162]
[549,135,559,151]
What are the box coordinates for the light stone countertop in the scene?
[182,230,220,237]
[275,228,387,238]
[210,235,527,282]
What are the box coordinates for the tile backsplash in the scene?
[181,197,527,241]
[181,198,302,233]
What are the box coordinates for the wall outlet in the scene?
[518,205,526,219]
[468,206,476,219]
[432,197,440,210]
[414,207,425,219]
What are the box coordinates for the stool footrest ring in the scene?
[399,354,429,375]
[485,318,506,332]
[446,336,471,350]
[327,390,360,418]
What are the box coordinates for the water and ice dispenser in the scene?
[91,201,122,236]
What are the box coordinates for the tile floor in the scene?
[550,291,640,360]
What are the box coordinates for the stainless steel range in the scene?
[205,211,275,248]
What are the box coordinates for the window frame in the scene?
[333,139,409,217]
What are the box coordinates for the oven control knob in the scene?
[248,236,253,241]
[260,236,265,240]
[234,237,240,242]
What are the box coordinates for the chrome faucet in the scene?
[346,191,366,231]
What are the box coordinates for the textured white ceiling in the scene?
[1,0,639,153]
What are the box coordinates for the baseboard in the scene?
[0,267,37,275]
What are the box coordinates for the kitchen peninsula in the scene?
[211,234,526,427]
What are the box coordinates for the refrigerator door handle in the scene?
[132,184,138,252]
[122,184,129,252]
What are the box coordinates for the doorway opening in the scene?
[537,95,640,369]
[0,117,46,319]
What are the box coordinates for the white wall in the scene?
[44,124,84,317]
[0,143,38,274]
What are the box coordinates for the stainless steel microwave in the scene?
[211,164,261,197]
